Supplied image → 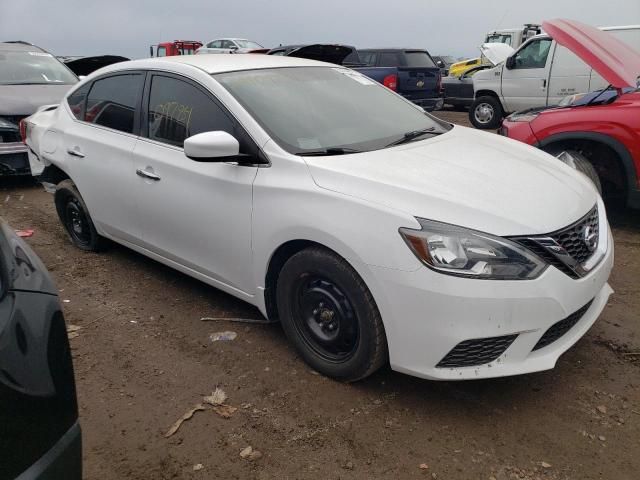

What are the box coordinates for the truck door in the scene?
[500,37,553,112]
[547,44,591,105]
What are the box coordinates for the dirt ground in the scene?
[2,110,639,480]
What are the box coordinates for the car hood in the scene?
[0,84,73,116]
[304,126,597,236]
[543,19,640,88]
[479,43,514,66]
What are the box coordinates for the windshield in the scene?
[216,67,450,155]
[235,40,263,49]
[439,56,456,65]
[0,51,77,85]
[485,34,513,46]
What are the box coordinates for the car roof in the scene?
[358,48,429,52]
[97,53,331,76]
[0,41,46,52]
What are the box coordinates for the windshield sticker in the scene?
[28,52,53,57]
[331,68,376,85]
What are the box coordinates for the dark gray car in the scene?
[0,42,77,176]
[0,219,82,479]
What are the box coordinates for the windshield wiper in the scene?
[384,127,441,148]
[298,147,363,156]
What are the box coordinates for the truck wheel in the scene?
[470,96,503,129]
[54,180,108,251]
[276,246,388,382]
[544,149,602,194]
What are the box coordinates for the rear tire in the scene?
[276,247,387,382]
[54,180,108,251]
[469,95,503,129]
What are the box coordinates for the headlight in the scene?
[507,112,539,122]
[399,218,547,280]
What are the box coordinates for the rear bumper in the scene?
[15,421,82,480]
[0,143,31,176]
[403,95,444,111]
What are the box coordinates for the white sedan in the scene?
[196,38,264,54]
[25,54,613,382]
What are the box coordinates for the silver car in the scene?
[0,41,77,176]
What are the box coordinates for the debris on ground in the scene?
[540,461,552,469]
[15,229,34,238]
[164,403,206,438]
[419,463,429,469]
[209,331,237,342]
[201,316,267,324]
[192,464,204,471]
[596,405,607,414]
[239,446,253,458]
[203,387,227,406]
[67,324,82,339]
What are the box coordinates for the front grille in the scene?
[551,207,598,264]
[511,205,600,279]
[532,300,593,351]
[436,334,518,368]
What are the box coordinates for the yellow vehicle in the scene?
[448,57,482,77]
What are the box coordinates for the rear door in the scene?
[132,73,258,293]
[500,37,554,112]
[61,73,144,243]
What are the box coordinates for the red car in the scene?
[501,19,640,209]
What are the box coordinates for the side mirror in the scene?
[505,56,515,69]
[149,46,154,57]
[184,131,240,162]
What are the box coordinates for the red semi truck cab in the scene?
[149,40,203,57]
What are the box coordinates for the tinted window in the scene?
[147,75,234,148]
[85,74,143,134]
[404,52,436,68]
[513,38,552,69]
[209,40,223,48]
[67,83,90,120]
[378,52,399,67]
[358,51,377,66]
[157,46,167,57]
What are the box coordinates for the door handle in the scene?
[67,148,85,158]
[542,79,547,89]
[136,169,161,181]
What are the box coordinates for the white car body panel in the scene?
[25,54,613,380]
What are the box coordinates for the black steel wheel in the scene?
[276,246,387,382]
[55,180,108,251]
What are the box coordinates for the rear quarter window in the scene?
[67,83,90,120]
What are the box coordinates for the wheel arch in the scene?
[536,131,638,206]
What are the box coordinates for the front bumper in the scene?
[366,227,614,381]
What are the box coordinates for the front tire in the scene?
[54,180,108,251]
[469,95,503,129]
[276,247,387,382]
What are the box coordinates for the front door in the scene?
[133,73,258,294]
[62,73,145,243]
[500,37,554,112]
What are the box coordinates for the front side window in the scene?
[0,51,77,85]
[513,39,552,69]
[157,46,167,57]
[216,67,450,155]
[209,40,223,49]
[67,83,90,120]
[358,51,377,66]
[85,74,143,134]
[147,75,234,147]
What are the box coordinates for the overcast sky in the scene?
[2,0,639,59]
